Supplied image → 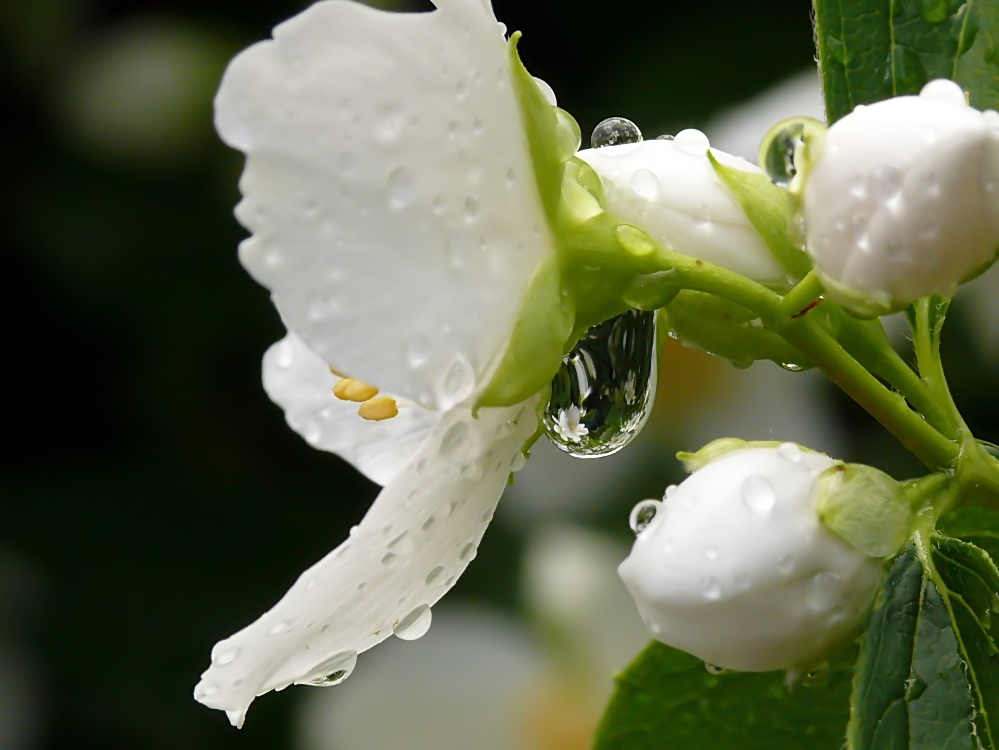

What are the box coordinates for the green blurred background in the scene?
[3,0,998,748]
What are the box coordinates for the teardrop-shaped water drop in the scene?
[591,117,643,149]
[298,650,358,687]
[628,499,662,534]
[394,604,433,641]
[762,121,806,188]
[543,309,658,458]
[704,662,727,675]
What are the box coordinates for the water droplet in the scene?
[533,76,557,106]
[702,576,722,601]
[510,452,527,472]
[300,650,358,687]
[213,647,240,667]
[806,571,844,612]
[543,310,658,458]
[591,117,643,149]
[440,421,470,458]
[777,555,794,574]
[673,128,710,155]
[304,420,322,445]
[777,442,802,463]
[629,499,662,534]
[848,174,866,199]
[406,336,431,368]
[630,168,660,199]
[198,683,219,697]
[338,152,358,176]
[705,545,719,561]
[704,663,726,675]
[456,80,469,101]
[459,542,478,561]
[440,355,475,407]
[693,202,712,226]
[274,341,294,369]
[920,78,966,105]
[268,621,291,636]
[425,565,445,584]
[394,604,433,641]
[656,134,674,141]
[464,196,480,222]
[741,475,777,514]
[307,293,329,321]
[869,165,901,202]
[664,485,678,500]
[506,167,516,186]
[801,661,830,688]
[388,167,414,209]
[762,122,806,187]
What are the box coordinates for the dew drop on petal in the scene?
[213,647,240,667]
[762,121,806,187]
[301,650,358,687]
[425,566,445,585]
[440,421,470,458]
[673,128,710,155]
[268,621,291,636]
[459,542,478,561]
[629,499,662,534]
[387,166,414,209]
[741,475,776,514]
[274,341,294,370]
[869,165,901,203]
[702,576,723,601]
[543,310,658,457]
[533,76,557,106]
[591,117,643,149]
[394,604,432,641]
[406,336,431,368]
[806,571,844,612]
[656,134,674,141]
[777,555,794,574]
[510,452,527,472]
[630,168,660,199]
[705,663,726,675]
[777,442,802,463]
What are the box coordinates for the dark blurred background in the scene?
[3,0,997,748]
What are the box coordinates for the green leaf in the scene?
[592,642,856,750]
[813,0,999,123]
[848,533,999,750]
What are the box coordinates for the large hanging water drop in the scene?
[543,309,658,458]
[761,121,807,188]
[591,117,643,149]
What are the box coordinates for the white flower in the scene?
[554,405,588,443]
[802,79,999,315]
[195,0,563,726]
[618,443,881,672]
[577,131,787,285]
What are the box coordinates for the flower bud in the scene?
[618,442,882,672]
[802,79,999,315]
[577,131,788,285]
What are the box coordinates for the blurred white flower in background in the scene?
[297,524,648,750]
[54,16,232,167]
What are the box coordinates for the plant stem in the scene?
[776,271,824,319]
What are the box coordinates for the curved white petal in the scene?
[215,0,553,409]
[194,396,540,726]
[263,333,438,486]
[577,135,785,284]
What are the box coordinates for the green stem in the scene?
[776,271,824,320]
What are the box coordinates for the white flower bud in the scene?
[803,79,999,315]
[578,131,787,285]
[618,444,882,672]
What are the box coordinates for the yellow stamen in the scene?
[328,365,348,379]
[333,378,379,402]
[358,397,399,421]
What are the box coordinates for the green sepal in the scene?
[475,257,574,409]
[663,290,813,370]
[677,437,825,473]
[815,463,914,558]
[592,640,856,750]
[708,152,811,282]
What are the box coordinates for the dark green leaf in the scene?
[848,534,999,750]
[813,0,999,123]
[592,641,855,750]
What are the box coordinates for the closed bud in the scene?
[802,79,999,315]
[618,442,882,672]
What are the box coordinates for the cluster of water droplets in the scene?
[543,309,659,458]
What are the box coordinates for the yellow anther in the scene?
[358,397,399,422]
[333,378,379,403]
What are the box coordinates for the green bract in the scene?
[816,463,914,558]
[676,437,824,473]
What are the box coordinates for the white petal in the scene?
[263,333,438,486]
[215,0,553,409]
[577,138,785,284]
[194,396,540,726]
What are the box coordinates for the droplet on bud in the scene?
[761,121,807,187]
[704,662,727,675]
[591,117,643,149]
[629,499,662,534]
[543,310,658,458]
